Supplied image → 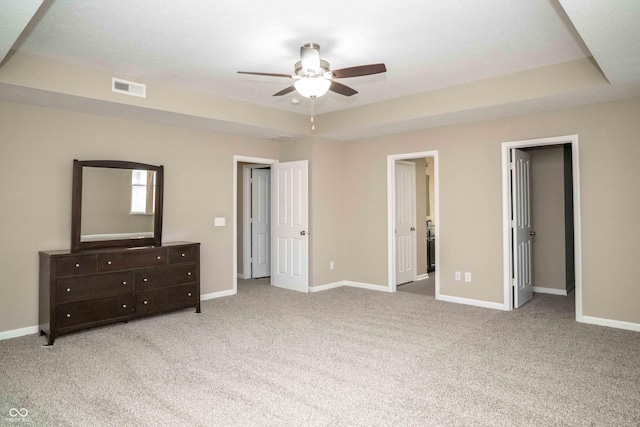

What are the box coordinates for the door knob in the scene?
[410,227,416,231]
[529,231,536,236]
[300,231,307,236]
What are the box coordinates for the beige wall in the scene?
[0,101,279,332]
[526,146,567,292]
[341,97,640,324]
[425,158,435,221]
[2,96,640,334]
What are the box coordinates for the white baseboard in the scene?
[310,281,391,293]
[437,294,509,311]
[533,286,568,296]
[415,273,429,281]
[309,281,345,292]
[237,273,248,280]
[0,325,39,341]
[201,289,237,301]
[580,315,640,332]
[345,281,392,292]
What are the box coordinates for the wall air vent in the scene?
[112,78,146,98]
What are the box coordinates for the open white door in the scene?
[512,149,534,307]
[251,168,270,278]
[271,160,309,292]
[395,161,416,286]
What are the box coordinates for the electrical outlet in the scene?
[455,271,461,281]
[465,272,472,282]
[214,217,225,227]
[330,261,334,270]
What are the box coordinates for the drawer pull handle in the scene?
[107,261,112,265]
[188,292,192,297]
[122,281,127,285]
[157,256,161,260]
[143,300,148,305]
[181,253,185,257]
[66,288,71,292]
[122,304,127,308]
[143,278,148,282]
[66,313,71,318]
[188,272,192,276]
[75,263,80,268]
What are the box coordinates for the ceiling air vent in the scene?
[112,78,146,98]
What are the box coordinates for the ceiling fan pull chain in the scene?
[311,96,315,131]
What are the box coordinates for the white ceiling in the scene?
[1,0,639,138]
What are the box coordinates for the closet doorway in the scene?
[387,151,439,297]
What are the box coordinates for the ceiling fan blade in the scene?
[238,71,292,78]
[273,86,296,96]
[329,81,358,97]
[300,43,321,72]
[332,63,387,79]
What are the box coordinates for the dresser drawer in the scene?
[137,284,197,316]
[56,272,134,304]
[168,245,198,264]
[97,248,166,272]
[56,294,134,328]
[56,255,98,277]
[135,264,197,291]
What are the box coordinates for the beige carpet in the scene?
[397,274,435,297]
[1,279,639,426]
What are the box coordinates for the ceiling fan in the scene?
[238,43,387,99]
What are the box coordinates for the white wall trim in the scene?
[201,289,237,301]
[580,316,640,332]
[533,286,568,296]
[346,281,393,292]
[233,155,278,295]
[415,273,429,281]
[309,281,392,293]
[501,135,583,319]
[387,151,439,297]
[0,325,39,341]
[437,294,510,311]
[309,281,345,292]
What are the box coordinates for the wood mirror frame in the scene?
[71,160,164,252]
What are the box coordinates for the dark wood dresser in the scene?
[39,241,200,345]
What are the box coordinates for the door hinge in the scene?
[510,161,515,170]
[250,218,253,224]
[511,220,515,228]
[512,278,516,288]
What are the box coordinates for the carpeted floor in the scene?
[1,279,639,426]
[397,274,435,297]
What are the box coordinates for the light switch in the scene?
[214,217,226,227]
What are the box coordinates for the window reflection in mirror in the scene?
[80,167,155,242]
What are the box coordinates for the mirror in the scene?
[72,160,163,252]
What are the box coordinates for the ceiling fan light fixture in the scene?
[294,77,331,98]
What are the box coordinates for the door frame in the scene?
[233,156,278,294]
[241,164,271,279]
[500,135,583,320]
[387,151,439,295]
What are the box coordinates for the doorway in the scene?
[241,164,271,279]
[233,156,310,295]
[387,151,439,297]
[501,135,583,320]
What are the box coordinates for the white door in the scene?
[251,168,270,278]
[271,160,309,292]
[395,161,416,285]
[512,149,534,307]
